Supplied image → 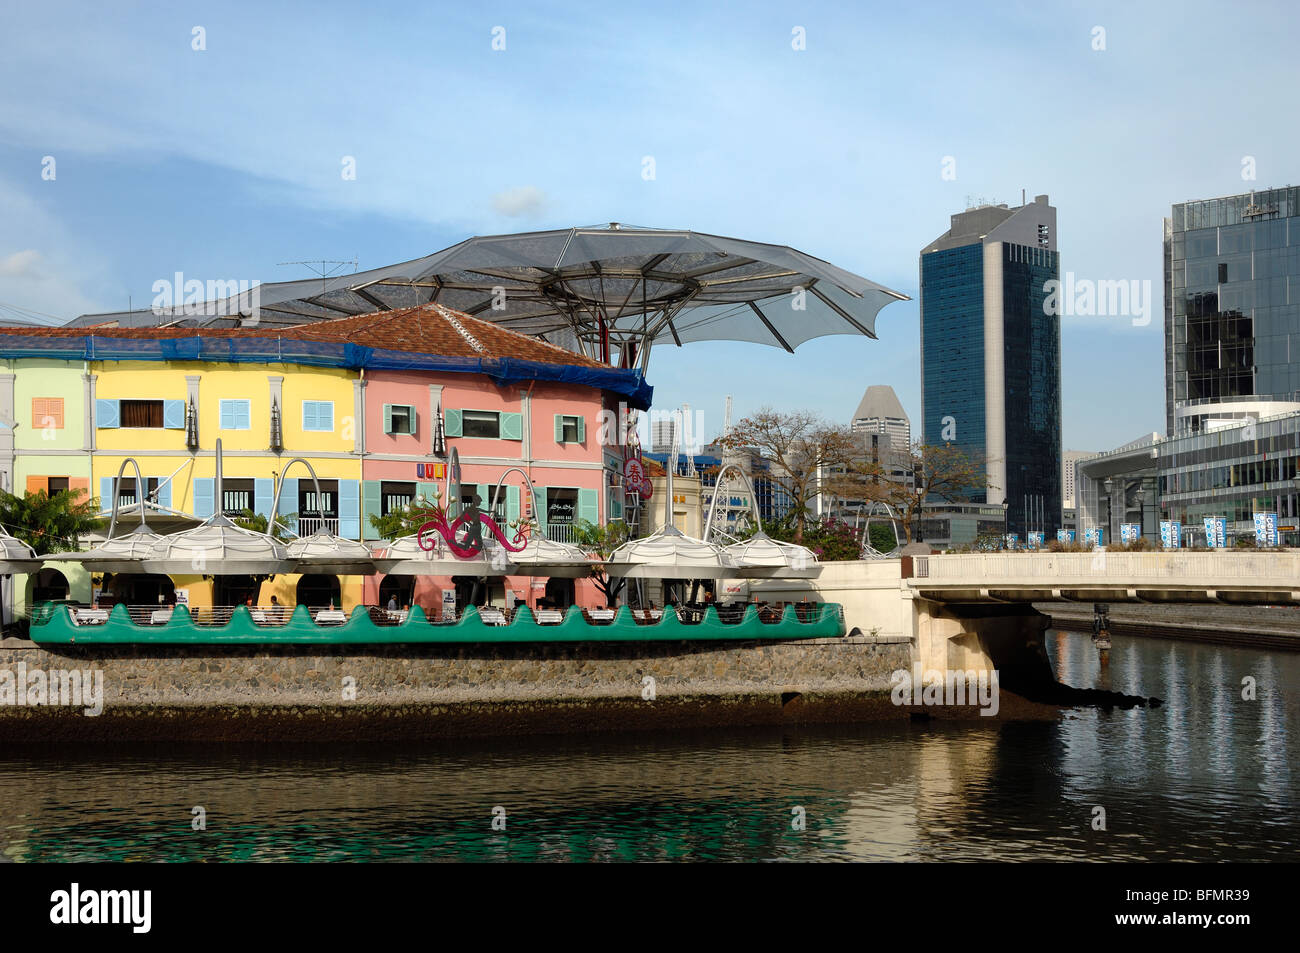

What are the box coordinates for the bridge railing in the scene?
[911,551,1300,585]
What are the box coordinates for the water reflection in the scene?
[1,631,1296,861]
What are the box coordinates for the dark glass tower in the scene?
[1165,186,1300,435]
[920,196,1062,538]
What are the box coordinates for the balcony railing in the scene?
[544,523,580,544]
[297,516,340,536]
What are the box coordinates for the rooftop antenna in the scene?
[277,258,360,297]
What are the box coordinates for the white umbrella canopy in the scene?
[373,532,515,577]
[509,535,594,578]
[0,525,40,574]
[723,531,822,579]
[286,529,380,575]
[44,523,169,574]
[140,515,291,575]
[605,524,737,579]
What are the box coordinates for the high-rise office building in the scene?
[1061,449,1095,510]
[919,195,1061,537]
[851,384,912,449]
[1164,186,1300,435]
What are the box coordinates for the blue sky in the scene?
[1,0,1297,452]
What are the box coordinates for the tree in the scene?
[233,508,298,540]
[368,502,446,541]
[570,518,630,607]
[859,442,992,543]
[0,488,104,555]
[719,409,864,543]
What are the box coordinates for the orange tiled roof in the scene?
[0,303,608,370]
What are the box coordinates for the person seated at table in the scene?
[387,595,399,611]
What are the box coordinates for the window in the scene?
[221,478,255,517]
[220,399,251,430]
[113,477,159,506]
[32,397,64,429]
[462,410,500,439]
[46,477,70,495]
[546,487,579,525]
[120,399,164,428]
[381,481,415,516]
[299,480,339,517]
[555,414,584,444]
[384,404,416,435]
[302,400,334,432]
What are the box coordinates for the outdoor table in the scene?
[150,608,173,624]
[588,609,615,623]
[535,609,563,624]
[479,608,507,625]
[74,609,109,625]
[386,610,408,623]
[314,610,347,625]
[250,609,268,624]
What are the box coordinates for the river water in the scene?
[1,630,1296,862]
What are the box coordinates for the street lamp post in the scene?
[1104,477,1116,546]
[1001,499,1009,551]
[1135,487,1146,540]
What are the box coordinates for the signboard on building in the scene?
[1203,516,1227,548]
[1253,512,1279,547]
[441,589,457,622]
[1159,520,1182,549]
[1120,522,1141,544]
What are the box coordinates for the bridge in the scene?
[751,552,1300,685]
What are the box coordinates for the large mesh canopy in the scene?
[71,225,908,367]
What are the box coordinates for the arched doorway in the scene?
[30,568,70,605]
[543,577,575,609]
[296,574,341,608]
[378,575,414,610]
[101,573,176,607]
[213,575,264,607]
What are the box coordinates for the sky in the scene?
[1,0,1297,453]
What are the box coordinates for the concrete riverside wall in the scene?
[0,637,911,711]
[748,560,915,641]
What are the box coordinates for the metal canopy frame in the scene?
[72,224,910,373]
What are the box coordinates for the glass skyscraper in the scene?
[920,196,1062,538]
[1165,186,1300,435]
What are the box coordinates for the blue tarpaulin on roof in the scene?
[0,334,653,409]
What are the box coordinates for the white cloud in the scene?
[0,249,41,278]
[491,186,546,218]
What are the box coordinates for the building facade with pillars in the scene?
[0,304,651,615]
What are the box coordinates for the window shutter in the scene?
[155,478,172,510]
[99,478,113,509]
[220,401,233,429]
[554,415,564,443]
[578,488,599,525]
[361,480,382,540]
[193,478,215,519]
[416,482,439,505]
[405,407,418,435]
[576,415,586,443]
[321,402,334,432]
[96,398,119,428]
[302,402,316,431]
[254,478,274,519]
[500,412,523,440]
[277,477,298,534]
[238,401,250,430]
[163,399,186,429]
[383,404,393,434]
[506,485,520,526]
[69,477,89,500]
[26,475,44,494]
[338,479,361,538]
[444,408,462,437]
[531,486,547,528]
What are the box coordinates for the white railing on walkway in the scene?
[912,551,1300,586]
[545,524,580,544]
[297,516,340,536]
